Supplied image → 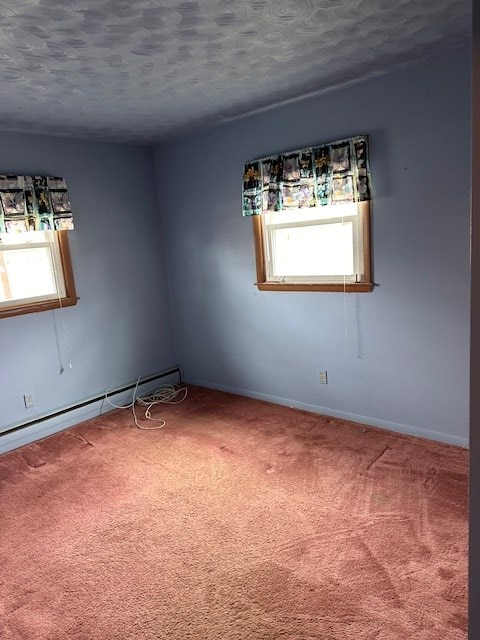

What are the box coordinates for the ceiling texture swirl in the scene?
[0,0,471,143]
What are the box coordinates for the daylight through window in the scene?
[0,230,77,318]
[253,200,372,292]
[244,135,373,293]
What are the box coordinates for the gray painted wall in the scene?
[154,51,471,446]
[469,1,479,634]
[0,133,176,453]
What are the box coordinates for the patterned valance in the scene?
[0,175,74,233]
[243,135,371,216]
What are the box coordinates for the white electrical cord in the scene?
[104,376,188,430]
[50,230,73,373]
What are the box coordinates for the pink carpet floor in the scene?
[0,386,468,639]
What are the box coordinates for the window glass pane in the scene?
[0,246,57,302]
[0,230,49,245]
[271,221,354,277]
[0,230,76,317]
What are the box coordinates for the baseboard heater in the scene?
[1,366,182,438]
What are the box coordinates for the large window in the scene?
[0,230,77,318]
[252,200,372,292]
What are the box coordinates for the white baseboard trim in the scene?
[188,379,469,449]
[0,404,108,456]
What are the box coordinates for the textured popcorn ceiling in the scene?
[0,0,471,143]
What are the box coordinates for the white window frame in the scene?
[252,201,372,293]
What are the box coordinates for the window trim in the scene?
[0,231,78,319]
[252,201,373,293]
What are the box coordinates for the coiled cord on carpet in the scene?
[104,377,188,430]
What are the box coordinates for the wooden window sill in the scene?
[0,296,79,319]
[255,282,374,293]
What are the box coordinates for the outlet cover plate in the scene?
[24,393,34,409]
[319,371,328,384]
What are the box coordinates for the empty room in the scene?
[0,1,478,639]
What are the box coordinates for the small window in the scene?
[0,230,77,318]
[253,201,372,292]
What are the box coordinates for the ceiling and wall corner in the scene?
[0,0,471,144]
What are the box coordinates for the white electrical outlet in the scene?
[319,370,328,384]
[24,393,34,409]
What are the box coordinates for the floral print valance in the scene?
[0,175,74,233]
[243,135,371,216]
